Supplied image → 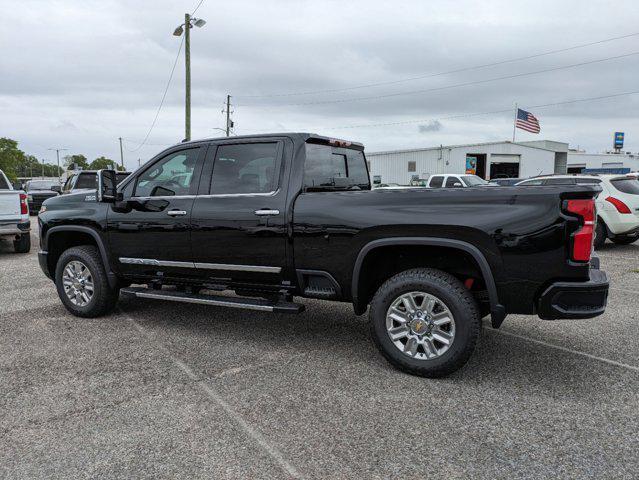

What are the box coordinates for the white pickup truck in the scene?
[0,169,31,253]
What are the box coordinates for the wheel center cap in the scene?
[410,319,429,335]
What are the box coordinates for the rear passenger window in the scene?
[445,177,462,187]
[303,143,370,190]
[210,143,280,195]
[429,176,444,188]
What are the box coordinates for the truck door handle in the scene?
[254,209,280,216]
[167,210,187,216]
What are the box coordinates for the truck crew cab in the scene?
[38,133,609,377]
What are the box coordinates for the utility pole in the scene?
[185,13,191,141]
[225,95,231,137]
[48,147,67,184]
[118,137,125,170]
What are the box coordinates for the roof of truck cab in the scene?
[182,133,364,149]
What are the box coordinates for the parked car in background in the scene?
[24,180,60,215]
[62,170,131,195]
[426,174,496,188]
[492,178,525,186]
[375,183,407,189]
[516,175,639,248]
[0,169,30,253]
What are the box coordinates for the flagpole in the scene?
[512,103,518,142]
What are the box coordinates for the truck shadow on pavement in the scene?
[117,296,628,396]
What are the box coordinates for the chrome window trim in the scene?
[119,257,281,273]
[129,189,280,201]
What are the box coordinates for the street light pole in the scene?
[174,14,205,142]
[185,13,191,141]
[48,147,68,184]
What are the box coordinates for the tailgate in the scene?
[0,191,21,220]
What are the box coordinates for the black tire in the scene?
[13,233,31,253]
[610,235,638,245]
[55,246,119,318]
[369,268,480,378]
[593,220,607,250]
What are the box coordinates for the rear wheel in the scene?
[369,268,480,378]
[55,246,119,317]
[13,233,31,253]
[611,235,638,245]
[594,221,607,250]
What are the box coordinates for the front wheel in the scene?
[55,246,119,317]
[611,235,638,245]
[369,268,480,378]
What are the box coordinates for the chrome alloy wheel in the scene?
[386,291,456,360]
[62,260,94,307]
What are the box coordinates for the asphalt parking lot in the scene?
[1,228,638,479]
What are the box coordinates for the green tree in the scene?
[0,138,25,182]
[64,154,89,170]
[89,156,120,170]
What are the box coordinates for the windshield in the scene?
[611,178,639,195]
[462,175,489,186]
[27,180,56,190]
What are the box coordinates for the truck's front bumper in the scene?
[537,267,609,320]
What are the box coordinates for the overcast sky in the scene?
[1,0,639,170]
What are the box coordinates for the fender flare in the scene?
[44,225,118,289]
[351,237,506,327]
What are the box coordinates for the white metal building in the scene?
[367,140,569,184]
[566,152,639,173]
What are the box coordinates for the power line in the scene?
[237,31,639,99]
[240,51,639,107]
[191,0,205,15]
[246,89,639,132]
[128,35,185,153]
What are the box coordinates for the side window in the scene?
[303,144,370,190]
[210,143,280,195]
[429,176,444,188]
[545,178,576,185]
[135,149,199,197]
[63,174,76,192]
[518,179,544,186]
[445,176,462,187]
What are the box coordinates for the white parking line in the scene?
[123,311,304,480]
[492,328,639,373]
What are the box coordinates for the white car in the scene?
[516,174,639,248]
[426,174,496,188]
[0,169,31,253]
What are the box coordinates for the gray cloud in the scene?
[419,120,443,133]
[1,0,638,169]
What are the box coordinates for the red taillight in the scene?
[605,196,632,214]
[19,193,28,215]
[565,198,595,262]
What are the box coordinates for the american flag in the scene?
[515,108,540,134]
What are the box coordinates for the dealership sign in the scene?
[614,132,624,149]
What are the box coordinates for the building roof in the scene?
[368,139,567,156]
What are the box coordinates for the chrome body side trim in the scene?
[118,257,281,273]
[195,262,281,273]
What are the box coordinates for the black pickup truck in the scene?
[37,133,609,377]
